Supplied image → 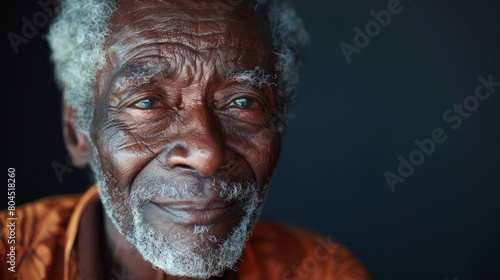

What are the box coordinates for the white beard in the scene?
[90,152,266,279]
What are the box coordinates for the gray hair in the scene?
[47,0,309,136]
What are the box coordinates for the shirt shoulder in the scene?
[0,193,82,279]
[241,220,372,280]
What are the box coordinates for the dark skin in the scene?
[63,0,281,279]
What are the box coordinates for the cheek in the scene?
[93,119,164,193]
[258,128,281,175]
[234,127,281,189]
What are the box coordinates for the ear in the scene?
[62,95,93,168]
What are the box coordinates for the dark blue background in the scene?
[2,0,499,279]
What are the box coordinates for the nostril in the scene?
[173,163,192,170]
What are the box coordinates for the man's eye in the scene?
[232,97,254,109]
[132,98,157,109]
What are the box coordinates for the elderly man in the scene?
[1,0,371,279]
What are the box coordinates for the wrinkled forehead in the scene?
[104,0,274,73]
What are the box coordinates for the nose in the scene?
[166,113,226,177]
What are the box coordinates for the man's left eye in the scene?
[232,97,254,109]
[132,98,157,109]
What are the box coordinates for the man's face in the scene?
[88,0,280,277]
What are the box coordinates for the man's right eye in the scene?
[131,98,157,109]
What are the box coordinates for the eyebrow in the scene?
[108,60,175,92]
[108,62,277,95]
[225,66,277,89]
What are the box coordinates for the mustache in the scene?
[129,179,257,202]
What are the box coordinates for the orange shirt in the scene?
[1,185,371,279]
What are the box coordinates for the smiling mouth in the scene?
[150,201,239,225]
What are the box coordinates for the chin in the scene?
[101,177,266,279]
